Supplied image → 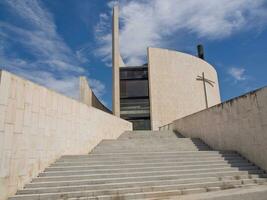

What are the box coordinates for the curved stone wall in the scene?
[148,47,221,130]
[79,76,111,114]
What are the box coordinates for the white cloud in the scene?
[228,67,247,81]
[0,0,84,73]
[96,0,267,66]
[89,79,106,98]
[24,71,80,99]
[107,1,119,9]
[0,0,105,99]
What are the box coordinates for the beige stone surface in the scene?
[79,76,92,107]
[112,5,121,117]
[0,70,132,200]
[173,86,267,171]
[148,48,221,130]
[170,185,267,200]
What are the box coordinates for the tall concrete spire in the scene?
[112,5,120,117]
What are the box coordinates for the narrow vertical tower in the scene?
[112,5,120,117]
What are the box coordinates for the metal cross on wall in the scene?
[196,72,215,108]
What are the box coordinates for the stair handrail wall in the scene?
[159,123,173,131]
[0,70,132,200]
[171,86,267,172]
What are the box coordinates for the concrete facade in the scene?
[112,5,121,117]
[0,70,132,200]
[148,48,221,130]
[111,8,221,130]
[172,86,267,171]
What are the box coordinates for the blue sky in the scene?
[0,0,267,109]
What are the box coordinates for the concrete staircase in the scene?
[9,131,267,199]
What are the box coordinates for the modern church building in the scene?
[2,5,267,200]
[111,6,221,130]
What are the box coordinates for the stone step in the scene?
[51,156,247,167]
[25,171,263,189]
[91,146,211,152]
[25,170,265,189]
[92,145,208,150]
[94,142,208,148]
[99,137,204,143]
[96,138,205,144]
[11,181,264,200]
[17,176,267,195]
[58,152,239,162]
[41,163,255,177]
[47,159,250,171]
[118,135,185,140]
[93,142,208,147]
[31,167,262,183]
[65,150,234,157]
[64,150,233,157]
[56,155,241,164]
[20,175,259,192]
[118,131,181,138]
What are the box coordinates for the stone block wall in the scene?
[173,86,267,171]
[0,70,132,199]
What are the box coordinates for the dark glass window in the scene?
[120,68,148,80]
[120,98,150,118]
[120,66,150,130]
[120,80,149,98]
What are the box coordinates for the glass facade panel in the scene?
[120,98,150,118]
[120,80,149,98]
[120,66,151,130]
[120,68,148,80]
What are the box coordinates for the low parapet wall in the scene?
[173,86,267,171]
[0,70,132,199]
